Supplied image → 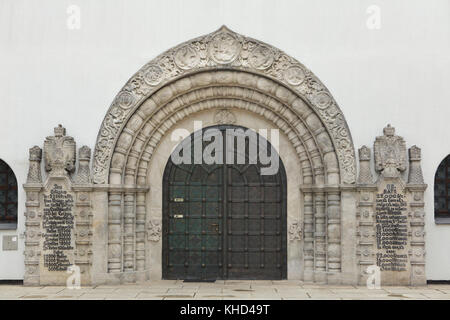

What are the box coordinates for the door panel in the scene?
[163,125,286,280]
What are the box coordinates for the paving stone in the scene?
[2,282,449,299]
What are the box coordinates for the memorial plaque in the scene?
[356,125,426,285]
[42,183,74,273]
[375,182,408,273]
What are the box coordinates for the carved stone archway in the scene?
[90,26,357,284]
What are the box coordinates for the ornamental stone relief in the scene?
[92,26,356,185]
[214,109,236,124]
[147,220,161,242]
[288,220,302,242]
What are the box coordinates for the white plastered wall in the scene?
[0,0,449,280]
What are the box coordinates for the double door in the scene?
[162,125,287,280]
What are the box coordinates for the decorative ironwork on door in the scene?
[162,125,287,280]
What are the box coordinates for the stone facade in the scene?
[22,28,427,286]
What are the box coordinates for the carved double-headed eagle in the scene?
[374,124,407,178]
[43,125,76,177]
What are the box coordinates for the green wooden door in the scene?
[163,125,287,280]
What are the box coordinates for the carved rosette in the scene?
[92,26,356,185]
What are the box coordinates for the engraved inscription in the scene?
[375,184,408,271]
[43,184,74,271]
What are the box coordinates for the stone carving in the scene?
[147,220,161,242]
[248,44,274,70]
[74,146,91,184]
[408,146,424,184]
[44,125,76,177]
[374,124,407,178]
[92,26,356,185]
[214,109,236,124]
[27,146,42,183]
[174,45,200,70]
[208,30,241,64]
[358,146,373,184]
[288,220,302,241]
[142,64,164,86]
[115,91,135,110]
[284,66,306,86]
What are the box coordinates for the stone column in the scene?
[313,191,327,282]
[407,146,427,285]
[108,192,122,273]
[73,146,93,285]
[123,192,135,272]
[135,192,146,275]
[302,191,314,281]
[23,146,43,285]
[326,191,341,280]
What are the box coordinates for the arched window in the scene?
[0,159,17,229]
[435,155,450,222]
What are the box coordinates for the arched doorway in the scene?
[90,26,357,283]
[162,125,287,280]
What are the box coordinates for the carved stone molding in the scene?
[92,26,356,185]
